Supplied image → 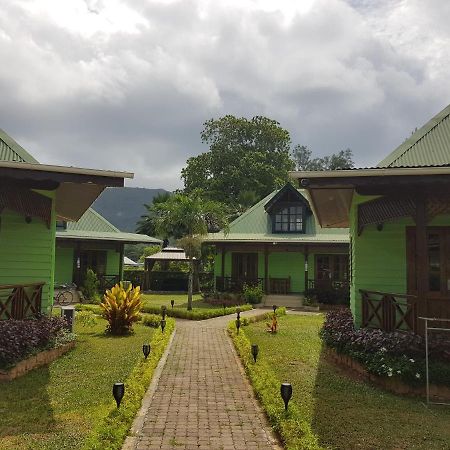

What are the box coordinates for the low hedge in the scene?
[321,309,450,386]
[228,313,321,450]
[0,316,71,369]
[141,303,253,320]
[83,317,175,450]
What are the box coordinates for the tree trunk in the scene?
[187,258,194,311]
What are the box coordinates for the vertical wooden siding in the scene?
[106,249,120,275]
[54,247,74,284]
[0,191,55,314]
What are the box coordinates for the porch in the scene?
[215,276,291,294]
[0,282,43,320]
[361,289,450,334]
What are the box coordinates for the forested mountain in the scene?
[92,187,169,232]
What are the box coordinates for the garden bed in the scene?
[326,347,450,402]
[0,342,75,382]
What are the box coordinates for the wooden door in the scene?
[315,254,348,288]
[232,253,258,281]
[406,227,450,320]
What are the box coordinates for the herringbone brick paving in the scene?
[131,311,279,450]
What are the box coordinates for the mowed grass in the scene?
[0,319,155,450]
[141,292,217,309]
[244,314,450,450]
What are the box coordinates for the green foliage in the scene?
[124,243,148,262]
[82,269,99,302]
[242,283,264,304]
[139,245,161,262]
[293,145,354,171]
[100,283,143,335]
[75,303,102,314]
[240,307,286,326]
[136,191,173,237]
[228,316,321,450]
[142,314,162,328]
[142,303,252,320]
[83,319,175,450]
[76,310,98,328]
[182,115,294,208]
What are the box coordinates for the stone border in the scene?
[326,347,450,402]
[0,342,76,382]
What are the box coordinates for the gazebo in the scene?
[144,247,199,292]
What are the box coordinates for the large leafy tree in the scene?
[293,145,354,170]
[181,115,294,207]
[150,192,228,310]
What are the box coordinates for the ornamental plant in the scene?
[0,316,69,369]
[100,283,142,335]
[242,283,264,304]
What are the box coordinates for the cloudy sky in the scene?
[1,0,449,189]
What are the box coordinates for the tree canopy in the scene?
[292,145,354,171]
[181,115,294,207]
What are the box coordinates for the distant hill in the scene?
[92,187,169,232]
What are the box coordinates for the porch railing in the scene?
[98,274,120,292]
[360,289,418,333]
[308,279,349,291]
[216,277,264,293]
[0,282,44,319]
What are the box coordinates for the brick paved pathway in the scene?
[127,311,279,450]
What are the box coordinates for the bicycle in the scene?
[53,283,76,306]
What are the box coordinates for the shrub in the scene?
[141,303,253,320]
[321,309,450,386]
[242,283,264,304]
[0,316,69,369]
[76,310,98,328]
[100,283,143,335]
[142,314,162,328]
[82,269,99,302]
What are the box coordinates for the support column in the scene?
[415,194,427,333]
[264,244,269,294]
[304,245,309,294]
[118,243,124,283]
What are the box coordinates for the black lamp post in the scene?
[142,343,151,359]
[223,303,226,314]
[251,344,259,363]
[272,304,277,313]
[161,305,167,319]
[113,382,125,408]
[160,319,166,333]
[236,318,241,334]
[171,299,175,309]
[280,383,292,411]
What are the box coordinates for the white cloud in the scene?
[0,0,449,188]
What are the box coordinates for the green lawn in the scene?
[0,319,155,450]
[244,314,450,450]
[141,293,210,309]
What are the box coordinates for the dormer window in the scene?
[273,205,304,233]
[264,183,311,234]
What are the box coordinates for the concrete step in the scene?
[262,294,304,308]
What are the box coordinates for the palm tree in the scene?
[150,192,228,310]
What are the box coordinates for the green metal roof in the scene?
[206,188,349,243]
[58,208,161,244]
[56,229,161,244]
[378,104,450,168]
[66,208,119,233]
[0,129,39,163]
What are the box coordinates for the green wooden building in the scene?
[0,129,132,318]
[55,208,160,291]
[291,104,450,334]
[206,183,349,303]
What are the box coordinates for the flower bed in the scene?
[320,309,450,388]
[0,316,74,371]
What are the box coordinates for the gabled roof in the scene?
[57,208,161,245]
[206,187,349,243]
[378,104,450,168]
[263,182,310,213]
[66,208,119,233]
[0,129,39,164]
